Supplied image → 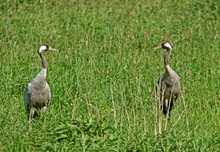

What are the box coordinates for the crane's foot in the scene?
[41,106,47,113]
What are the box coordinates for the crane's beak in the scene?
[49,47,56,51]
[154,45,162,50]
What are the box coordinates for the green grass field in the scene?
[0,0,220,151]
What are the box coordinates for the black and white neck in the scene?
[38,45,49,69]
[164,47,172,67]
[39,52,47,69]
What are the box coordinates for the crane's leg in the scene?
[162,99,168,116]
[28,107,35,131]
[167,95,178,118]
[41,106,47,113]
[29,107,35,122]
[168,101,174,117]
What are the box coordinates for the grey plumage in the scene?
[154,42,180,118]
[24,44,55,122]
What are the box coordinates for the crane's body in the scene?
[155,42,180,117]
[24,45,55,122]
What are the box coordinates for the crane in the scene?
[24,44,56,122]
[154,42,180,118]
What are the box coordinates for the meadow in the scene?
[0,0,220,151]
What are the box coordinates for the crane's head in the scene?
[154,42,172,51]
[38,44,56,54]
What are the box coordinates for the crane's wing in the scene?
[45,82,51,105]
[24,83,31,108]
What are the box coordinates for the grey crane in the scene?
[154,42,180,118]
[24,44,56,122]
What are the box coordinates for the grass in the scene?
[0,0,220,151]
